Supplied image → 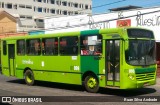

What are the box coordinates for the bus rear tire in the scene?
[84,75,99,93]
[24,70,35,86]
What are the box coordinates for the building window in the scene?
[50,0,55,4]
[6,3,12,9]
[60,36,78,55]
[74,3,78,8]
[17,40,25,55]
[2,2,4,8]
[56,0,62,5]
[68,11,72,15]
[68,2,71,7]
[50,9,55,14]
[63,10,67,15]
[82,4,84,8]
[42,38,58,55]
[90,5,92,10]
[62,1,67,6]
[26,39,41,55]
[38,19,44,22]
[79,4,82,8]
[56,0,59,5]
[26,16,32,19]
[85,5,88,9]
[38,0,42,2]
[56,9,59,14]
[20,15,25,19]
[75,11,78,15]
[43,8,46,13]
[79,4,84,9]
[34,6,36,11]
[26,5,32,9]
[43,0,46,3]
[14,4,17,9]
[38,7,42,12]
[19,4,25,8]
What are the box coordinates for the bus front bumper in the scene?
[122,79,156,89]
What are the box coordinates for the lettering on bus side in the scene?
[22,59,34,64]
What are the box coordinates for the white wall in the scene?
[45,6,160,41]
[45,14,89,33]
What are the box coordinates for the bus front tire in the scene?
[84,75,99,93]
[24,70,35,86]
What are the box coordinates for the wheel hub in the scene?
[87,78,97,89]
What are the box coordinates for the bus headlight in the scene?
[129,69,135,73]
[128,74,135,80]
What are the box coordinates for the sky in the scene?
[92,0,160,14]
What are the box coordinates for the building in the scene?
[0,10,17,34]
[0,10,27,38]
[0,0,92,32]
[45,14,89,34]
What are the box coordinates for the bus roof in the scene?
[0,27,152,41]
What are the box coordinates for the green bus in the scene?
[1,27,157,93]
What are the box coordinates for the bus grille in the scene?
[136,72,155,81]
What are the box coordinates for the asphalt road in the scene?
[0,74,159,105]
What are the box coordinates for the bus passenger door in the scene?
[8,44,15,76]
[106,40,120,87]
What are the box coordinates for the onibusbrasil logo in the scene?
[1,97,42,103]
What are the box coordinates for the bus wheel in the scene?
[84,75,99,93]
[24,70,34,86]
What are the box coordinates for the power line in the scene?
[92,0,128,9]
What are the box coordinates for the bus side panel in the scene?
[15,68,24,79]
[33,70,81,85]
[98,39,106,87]
[16,56,82,85]
[1,55,10,76]
[1,42,10,76]
[81,56,99,78]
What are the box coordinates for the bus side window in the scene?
[3,41,7,55]
[41,42,45,55]
[80,35,102,55]
[42,38,58,55]
[35,42,40,55]
[17,40,25,55]
[60,36,78,55]
[26,39,41,55]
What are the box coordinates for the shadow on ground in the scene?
[7,79,156,97]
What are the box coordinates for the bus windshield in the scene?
[125,39,156,66]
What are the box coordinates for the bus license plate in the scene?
[144,83,149,87]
